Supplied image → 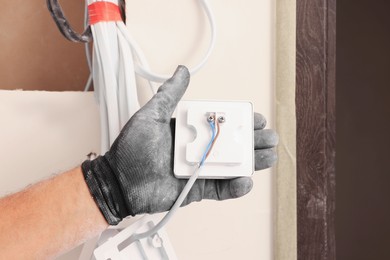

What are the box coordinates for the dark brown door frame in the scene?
[296,0,336,259]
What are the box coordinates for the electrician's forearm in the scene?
[0,167,108,259]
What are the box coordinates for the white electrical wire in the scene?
[117,22,157,94]
[125,0,217,83]
[128,120,218,244]
[87,0,141,152]
[129,165,202,244]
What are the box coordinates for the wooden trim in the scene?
[296,0,336,259]
[274,1,297,259]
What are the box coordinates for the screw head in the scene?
[218,116,226,123]
[207,115,215,122]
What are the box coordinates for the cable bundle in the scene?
[47,0,216,153]
[47,0,139,152]
[47,0,218,253]
[46,0,126,43]
[87,0,140,152]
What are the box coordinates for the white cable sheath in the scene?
[128,120,217,244]
[126,0,217,83]
[117,23,157,94]
[128,166,201,244]
[88,0,140,152]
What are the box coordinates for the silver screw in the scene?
[207,115,215,122]
[218,116,226,123]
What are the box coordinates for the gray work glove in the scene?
[82,65,278,225]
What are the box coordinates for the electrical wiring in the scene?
[123,0,217,83]
[47,1,219,255]
[206,119,220,159]
[46,0,126,43]
[91,18,122,149]
[84,1,92,71]
[84,74,93,92]
[84,0,93,92]
[118,0,126,23]
[47,0,216,90]
[46,0,92,43]
[114,0,216,92]
[88,0,216,151]
[117,23,157,94]
[127,117,220,245]
[47,0,217,151]
[200,120,217,166]
[85,0,141,151]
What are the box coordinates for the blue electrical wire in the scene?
[199,120,216,167]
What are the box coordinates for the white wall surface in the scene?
[0,0,275,259]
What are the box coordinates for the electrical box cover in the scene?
[174,100,254,179]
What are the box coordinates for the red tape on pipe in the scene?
[88,2,122,25]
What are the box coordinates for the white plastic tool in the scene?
[174,100,254,179]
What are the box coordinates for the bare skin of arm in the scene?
[0,167,108,259]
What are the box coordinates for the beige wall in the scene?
[0,0,89,91]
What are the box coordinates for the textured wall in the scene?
[0,0,89,91]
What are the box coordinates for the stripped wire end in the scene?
[199,114,221,167]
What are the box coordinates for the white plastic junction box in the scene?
[174,100,254,179]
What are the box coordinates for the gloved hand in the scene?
[82,65,278,225]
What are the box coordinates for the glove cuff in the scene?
[81,157,129,225]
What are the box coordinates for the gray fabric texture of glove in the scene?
[82,65,278,225]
